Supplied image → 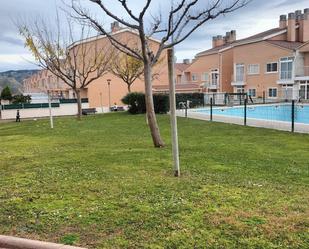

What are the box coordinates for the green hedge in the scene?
[122,92,204,114]
[60,98,88,104]
[122,92,169,114]
[2,103,60,110]
[176,93,204,109]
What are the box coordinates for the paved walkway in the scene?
[0,235,86,249]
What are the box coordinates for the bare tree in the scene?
[111,53,164,93]
[18,16,115,119]
[71,0,249,146]
[111,53,144,93]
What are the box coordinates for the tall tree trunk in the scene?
[128,84,131,93]
[144,62,165,148]
[75,88,82,120]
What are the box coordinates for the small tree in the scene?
[111,54,163,93]
[72,0,249,147]
[18,16,114,119]
[1,86,12,101]
[111,53,144,93]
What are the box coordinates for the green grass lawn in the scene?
[0,113,308,248]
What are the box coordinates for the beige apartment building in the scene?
[152,60,202,93]
[184,8,309,101]
[24,22,169,109]
[24,9,309,106]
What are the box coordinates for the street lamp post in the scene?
[47,90,54,129]
[107,79,111,111]
[100,92,104,113]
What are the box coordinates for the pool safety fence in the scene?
[179,96,309,133]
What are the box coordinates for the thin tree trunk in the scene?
[144,62,165,148]
[128,84,131,93]
[75,88,82,120]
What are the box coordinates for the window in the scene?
[268,88,277,98]
[235,64,245,82]
[248,89,256,97]
[299,81,309,100]
[266,62,278,73]
[191,73,198,81]
[248,64,260,75]
[280,57,293,80]
[235,86,244,100]
[211,69,219,86]
[236,86,245,94]
[202,72,209,82]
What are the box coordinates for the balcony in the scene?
[277,71,294,84]
[295,66,309,80]
[202,81,218,89]
[231,74,246,86]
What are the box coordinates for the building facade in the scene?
[183,8,309,101]
[24,9,309,105]
[23,23,169,110]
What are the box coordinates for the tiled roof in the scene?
[175,63,190,72]
[197,27,287,56]
[153,83,201,91]
[196,43,231,56]
[236,27,285,44]
[265,40,303,50]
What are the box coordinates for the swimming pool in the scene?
[194,104,309,124]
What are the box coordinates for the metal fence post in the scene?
[185,101,188,118]
[291,100,295,132]
[244,96,247,126]
[210,97,213,121]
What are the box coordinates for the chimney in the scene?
[212,36,218,48]
[111,21,121,33]
[300,9,309,42]
[224,31,231,42]
[216,35,225,47]
[230,30,236,42]
[295,10,302,22]
[287,12,296,42]
[279,15,287,28]
[183,59,190,64]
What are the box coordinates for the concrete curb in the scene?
[0,235,87,249]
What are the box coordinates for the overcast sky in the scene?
[0,0,308,72]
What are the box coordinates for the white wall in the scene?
[0,103,89,120]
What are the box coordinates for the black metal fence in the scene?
[1,98,89,110]
[178,91,309,133]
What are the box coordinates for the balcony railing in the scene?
[295,66,309,77]
[200,81,217,89]
[231,74,245,86]
[280,71,293,80]
[205,82,218,89]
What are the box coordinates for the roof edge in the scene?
[69,28,162,49]
[196,28,288,58]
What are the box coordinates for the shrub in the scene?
[122,92,146,114]
[176,93,204,108]
[12,94,31,104]
[153,94,169,114]
[122,92,169,114]
[0,86,12,101]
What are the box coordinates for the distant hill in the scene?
[0,69,39,94]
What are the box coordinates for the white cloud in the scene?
[0,0,308,69]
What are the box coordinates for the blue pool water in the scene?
[195,104,309,124]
